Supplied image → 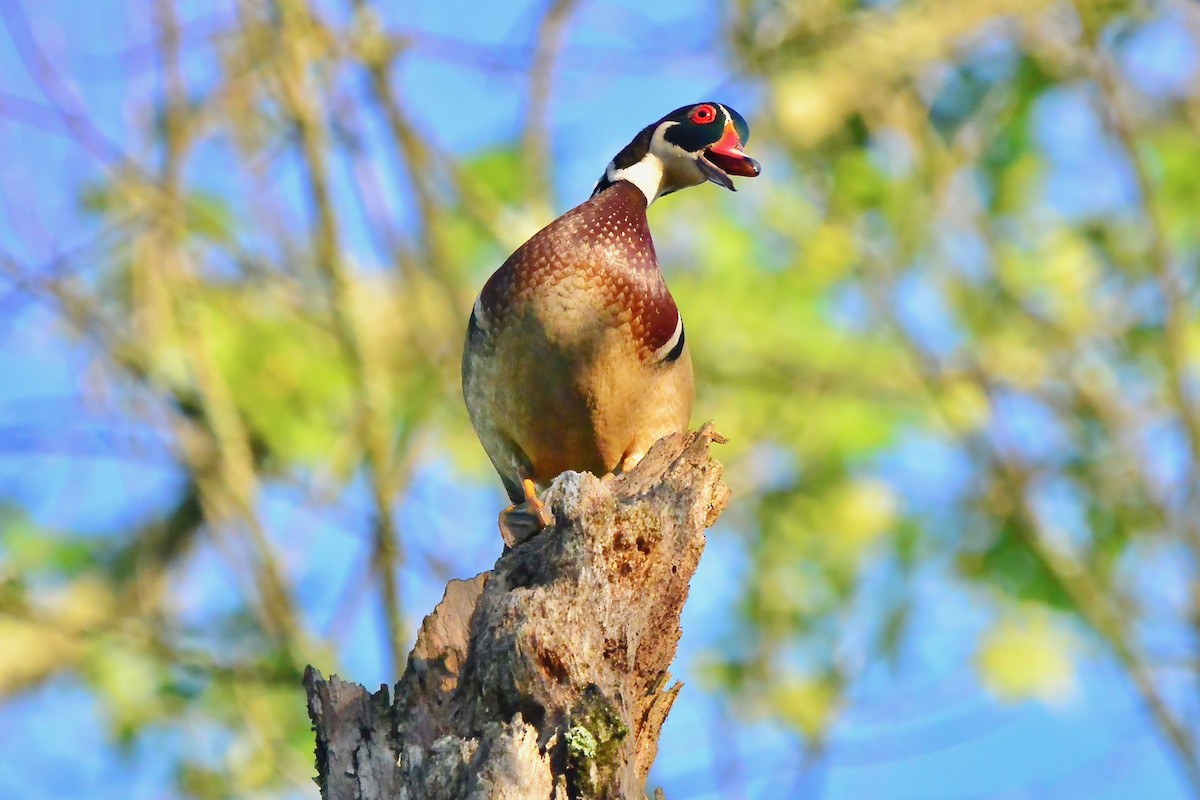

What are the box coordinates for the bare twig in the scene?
[521,0,581,210]
[153,0,301,646]
[261,0,406,672]
[0,0,132,170]
[1072,13,1200,480]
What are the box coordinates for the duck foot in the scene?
[498,478,555,547]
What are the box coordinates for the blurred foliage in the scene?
[977,611,1077,702]
[2,0,1200,795]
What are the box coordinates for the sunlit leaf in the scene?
[977,613,1076,702]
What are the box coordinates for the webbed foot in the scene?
[497,478,554,547]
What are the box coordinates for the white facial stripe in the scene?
[652,313,684,361]
[649,121,685,160]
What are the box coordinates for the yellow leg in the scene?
[497,479,554,547]
[522,478,554,528]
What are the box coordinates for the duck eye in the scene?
[689,104,716,124]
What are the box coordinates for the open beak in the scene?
[699,121,761,191]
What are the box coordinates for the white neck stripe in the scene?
[607,154,665,205]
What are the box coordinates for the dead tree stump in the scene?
[305,425,730,799]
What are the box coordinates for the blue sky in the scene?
[1,1,1196,798]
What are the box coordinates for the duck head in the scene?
[593,102,761,204]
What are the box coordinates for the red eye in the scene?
[689,104,717,124]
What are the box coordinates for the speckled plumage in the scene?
[462,181,692,502]
[478,181,682,358]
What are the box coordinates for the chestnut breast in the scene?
[478,181,681,359]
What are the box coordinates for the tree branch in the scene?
[306,425,731,799]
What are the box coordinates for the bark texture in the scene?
[306,425,730,800]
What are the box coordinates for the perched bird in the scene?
[462,102,759,541]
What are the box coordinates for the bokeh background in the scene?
[2,0,1200,797]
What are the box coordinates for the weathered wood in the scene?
[306,425,730,799]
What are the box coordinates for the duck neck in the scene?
[601,154,665,205]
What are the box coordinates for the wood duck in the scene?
[462,102,760,542]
